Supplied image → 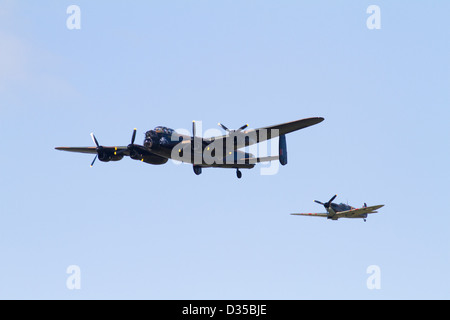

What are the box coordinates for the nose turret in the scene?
[144,130,158,149]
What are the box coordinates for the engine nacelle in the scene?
[142,154,169,165]
[98,151,124,162]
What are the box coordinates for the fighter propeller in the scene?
[314,195,337,209]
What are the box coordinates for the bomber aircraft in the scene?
[291,195,384,222]
[55,117,324,179]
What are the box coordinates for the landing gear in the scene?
[236,169,242,179]
[193,165,202,176]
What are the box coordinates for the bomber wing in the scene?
[239,155,279,164]
[208,117,324,151]
[55,130,170,166]
[55,146,128,155]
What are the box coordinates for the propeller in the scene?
[192,121,197,138]
[190,121,203,172]
[130,128,137,145]
[191,121,202,159]
[114,128,141,159]
[126,128,140,159]
[90,133,102,167]
[218,123,248,134]
[314,195,337,209]
[90,129,139,166]
[90,155,98,167]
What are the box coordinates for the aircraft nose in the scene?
[144,139,153,148]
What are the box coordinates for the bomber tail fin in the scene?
[279,135,288,166]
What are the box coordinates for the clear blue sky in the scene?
[0,1,449,299]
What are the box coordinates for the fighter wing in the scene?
[335,205,385,218]
[208,117,324,151]
[291,213,328,218]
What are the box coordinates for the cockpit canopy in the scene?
[146,126,175,137]
[153,126,175,134]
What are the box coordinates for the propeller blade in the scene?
[238,124,249,131]
[90,155,98,167]
[314,200,324,205]
[131,128,137,145]
[218,123,230,132]
[328,195,337,204]
[90,133,100,147]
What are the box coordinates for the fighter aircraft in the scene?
[55,117,324,178]
[291,195,384,222]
